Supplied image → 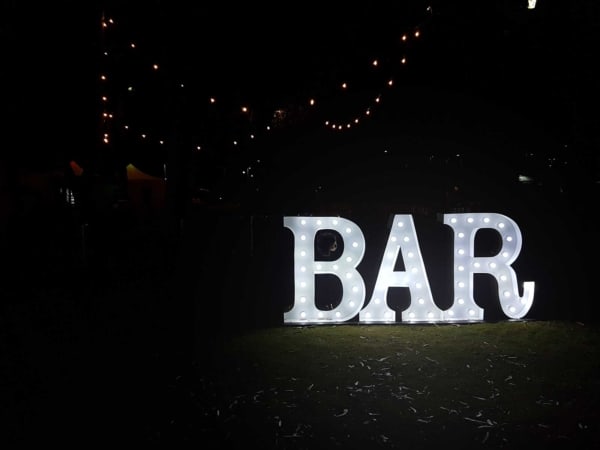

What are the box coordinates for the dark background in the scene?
[3,0,599,170]
[1,0,599,445]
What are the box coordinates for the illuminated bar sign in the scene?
[284,213,534,324]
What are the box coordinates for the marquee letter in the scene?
[283,217,366,323]
[360,215,443,323]
[443,213,535,320]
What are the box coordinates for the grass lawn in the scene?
[148,320,600,449]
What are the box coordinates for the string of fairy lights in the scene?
[92,0,585,209]
[322,27,427,133]
[97,6,435,189]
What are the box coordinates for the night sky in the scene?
[2,0,598,184]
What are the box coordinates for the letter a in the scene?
[360,215,443,323]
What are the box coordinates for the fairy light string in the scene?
[97,7,434,195]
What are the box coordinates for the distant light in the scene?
[309,98,315,106]
[341,82,348,89]
[127,86,133,92]
[130,42,136,48]
[401,57,407,64]
[210,97,216,103]
[401,34,407,41]
[518,174,534,183]
[388,79,393,86]
[100,75,106,81]
[152,64,159,70]
[414,30,420,38]
[528,0,536,9]
[241,106,248,113]
[372,60,378,67]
